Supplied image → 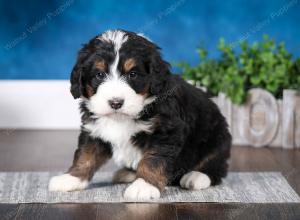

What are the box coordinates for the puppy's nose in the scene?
[108,98,124,110]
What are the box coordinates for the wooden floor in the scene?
[0,130,299,220]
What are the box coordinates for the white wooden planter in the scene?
[212,88,300,149]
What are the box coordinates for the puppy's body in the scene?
[49,30,231,200]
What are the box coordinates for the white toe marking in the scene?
[48,174,88,192]
[180,171,211,190]
[124,178,160,200]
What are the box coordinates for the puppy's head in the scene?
[70,30,170,118]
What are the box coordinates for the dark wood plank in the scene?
[0,204,19,220]
[175,203,300,220]
[0,130,78,171]
[12,204,177,220]
[0,130,116,172]
[0,130,300,220]
[229,146,279,171]
[96,203,177,220]
[14,204,99,220]
[3,203,300,220]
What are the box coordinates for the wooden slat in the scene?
[213,89,299,148]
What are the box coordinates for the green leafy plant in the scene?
[177,35,300,104]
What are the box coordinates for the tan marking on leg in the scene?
[136,151,168,192]
[112,168,136,183]
[194,151,218,171]
[68,144,111,181]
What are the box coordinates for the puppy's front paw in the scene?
[48,174,88,192]
[124,178,160,200]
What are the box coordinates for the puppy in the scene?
[49,30,231,200]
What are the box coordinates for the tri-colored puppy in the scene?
[49,30,231,200]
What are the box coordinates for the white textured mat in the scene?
[0,172,299,203]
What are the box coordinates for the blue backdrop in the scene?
[1,0,300,79]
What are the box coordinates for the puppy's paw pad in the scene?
[124,178,160,201]
[180,171,211,190]
[48,174,88,192]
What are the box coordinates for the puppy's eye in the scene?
[128,71,137,79]
[96,72,106,80]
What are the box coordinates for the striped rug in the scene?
[0,172,299,203]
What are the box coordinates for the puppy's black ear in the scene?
[70,66,82,99]
[70,49,88,99]
[149,51,171,95]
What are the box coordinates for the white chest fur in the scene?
[84,115,153,170]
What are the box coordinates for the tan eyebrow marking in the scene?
[123,58,136,72]
[94,60,106,72]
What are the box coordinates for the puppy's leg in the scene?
[181,137,231,190]
[112,168,136,183]
[179,150,230,190]
[124,119,185,200]
[49,134,111,192]
[179,152,229,190]
[123,151,170,200]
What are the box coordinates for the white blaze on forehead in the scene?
[97,30,128,78]
[99,30,128,51]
